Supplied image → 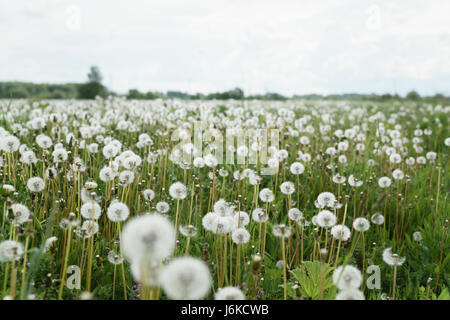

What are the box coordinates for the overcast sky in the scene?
[1,0,449,96]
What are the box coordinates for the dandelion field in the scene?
[0,98,448,300]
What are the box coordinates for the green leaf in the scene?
[289,261,334,300]
[437,287,449,300]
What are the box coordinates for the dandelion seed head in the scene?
[336,288,365,300]
[378,176,392,188]
[330,225,351,241]
[99,166,116,182]
[107,201,130,222]
[252,208,268,223]
[412,231,422,242]
[179,225,198,238]
[371,212,385,225]
[353,217,370,232]
[382,247,406,266]
[317,210,337,228]
[156,201,170,213]
[44,237,58,252]
[333,265,363,290]
[0,240,24,262]
[79,220,99,238]
[80,202,102,220]
[317,192,336,208]
[392,169,404,180]
[280,181,295,195]
[288,208,303,222]
[272,224,292,238]
[169,182,187,200]
[233,211,250,228]
[121,213,175,264]
[160,257,211,300]
[290,162,305,175]
[259,188,274,203]
[10,203,31,224]
[107,250,124,265]
[27,177,45,193]
[215,286,245,300]
[231,227,250,244]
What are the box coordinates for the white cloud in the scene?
[0,0,449,96]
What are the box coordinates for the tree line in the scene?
[1,66,448,103]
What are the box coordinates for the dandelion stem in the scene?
[281,237,287,300]
[58,226,72,300]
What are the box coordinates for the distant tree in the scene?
[78,66,106,99]
[50,90,66,99]
[78,82,106,99]
[292,94,323,100]
[125,89,164,100]
[190,93,205,100]
[406,90,421,100]
[87,66,103,83]
[433,93,445,100]
[206,87,244,100]
[9,87,29,98]
[127,89,145,99]
[145,91,163,99]
[228,87,244,99]
[264,92,286,100]
[167,91,190,99]
[0,82,80,99]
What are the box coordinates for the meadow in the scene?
[0,97,448,300]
